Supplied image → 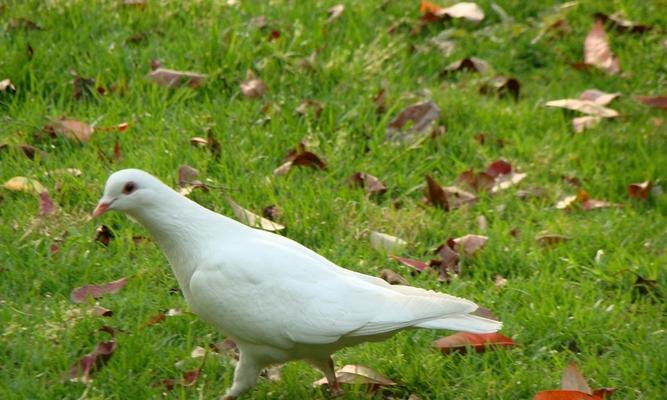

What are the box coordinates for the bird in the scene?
[94,169,502,399]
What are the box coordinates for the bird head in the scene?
[93,169,165,218]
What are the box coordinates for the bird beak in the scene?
[93,197,115,218]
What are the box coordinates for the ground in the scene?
[1,0,666,399]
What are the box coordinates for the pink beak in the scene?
[93,197,115,218]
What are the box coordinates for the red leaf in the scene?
[485,160,512,178]
[350,172,387,196]
[391,255,429,272]
[627,181,652,200]
[39,191,56,215]
[71,277,129,303]
[533,390,600,400]
[67,326,117,384]
[434,332,515,353]
[635,95,667,109]
[424,175,449,210]
[386,101,440,143]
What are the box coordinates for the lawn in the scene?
[1,0,666,399]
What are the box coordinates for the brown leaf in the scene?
[190,130,221,160]
[419,1,485,23]
[45,119,94,142]
[536,233,570,247]
[7,17,43,30]
[479,76,520,100]
[227,198,285,231]
[3,176,46,193]
[441,57,490,76]
[350,173,387,196]
[93,305,113,317]
[434,240,460,282]
[386,101,440,143]
[494,274,508,288]
[561,364,592,395]
[177,165,208,196]
[594,12,651,33]
[326,4,345,24]
[485,160,512,178]
[424,175,449,210]
[71,277,129,303]
[295,100,324,118]
[274,144,326,175]
[434,332,515,353]
[240,71,266,98]
[148,68,207,88]
[391,255,429,272]
[313,364,396,389]
[159,368,201,391]
[373,88,387,114]
[39,191,56,216]
[579,89,620,106]
[369,231,407,253]
[627,181,651,200]
[145,313,166,327]
[112,139,122,161]
[262,205,282,221]
[545,99,618,118]
[635,95,667,110]
[380,269,409,285]
[67,326,117,384]
[533,390,600,400]
[452,234,488,256]
[584,20,620,74]
[557,190,622,211]
[211,338,239,360]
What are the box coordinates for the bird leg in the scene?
[309,356,342,398]
[220,351,260,400]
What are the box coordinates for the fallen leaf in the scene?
[45,119,95,142]
[67,326,117,384]
[93,305,113,317]
[452,234,487,256]
[391,255,429,272]
[3,176,46,193]
[296,100,324,118]
[313,364,396,389]
[579,89,620,106]
[349,172,387,196]
[424,175,450,210]
[0,78,16,93]
[561,364,592,395]
[159,368,201,391]
[39,191,56,215]
[7,17,43,30]
[479,76,520,100]
[477,215,488,232]
[593,12,651,33]
[211,338,239,360]
[572,116,602,133]
[177,165,208,196]
[494,274,508,288]
[485,160,512,178]
[369,231,407,253]
[584,20,620,74]
[373,87,387,114]
[545,99,618,118]
[274,143,326,175]
[491,172,527,193]
[386,101,440,143]
[420,1,485,23]
[191,346,207,358]
[635,95,667,110]
[71,277,129,303]
[536,233,570,247]
[533,390,599,400]
[627,181,652,200]
[379,269,409,285]
[6,144,46,160]
[434,332,515,353]
[433,240,461,282]
[148,68,207,88]
[240,71,266,98]
[145,308,182,327]
[93,225,114,246]
[557,190,622,211]
[441,57,490,76]
[326,4,345,24]
[262,205,282,222]
[190,130,221,160]
[227,198,285,231]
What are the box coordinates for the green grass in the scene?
[1,0,666,398]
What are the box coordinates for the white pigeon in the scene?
[94,169,502,399]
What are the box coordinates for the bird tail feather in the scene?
[416,314,502,333]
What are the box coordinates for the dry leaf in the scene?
[46,119,95,142]
[274,143,326,175]
[434,332,515,353]
[584,20,620,74]
[373,87,387,114]
[0,79,16,93]
[627,181,651,200]
[579,89,620,106]
[240,71,266,98]
[369,231,407,253]
[313,364,396,389]
[441,57,490,75]
[635,95,667,109]
[420,2,485,23]
[94,225,114,246]
[71,277,129,303]
[67,326,117,384]
[349,172,387,196]
[295,100,324,118]
[572,116,602,133]
[561,364,592,395]
[536,233,570,247]
[545,99,618,118]
[433,240,461,282]
[148,68,207,88]
[479,76,520,100]
[379,269,409,285]
[452,234,488,256]
[386,101,440,143]
[3,176,46,193]
[177,165,208,196]
[533,390,601,400]
[39,191,56,215]
[190,130,221,160]
[326,4,345,24]
[594,12,651,33]
[391,255,429,272]
[227,199,285,231]
[494,274,508,288]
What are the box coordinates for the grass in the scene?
[1,0,666,398]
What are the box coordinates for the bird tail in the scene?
[416,314,502,333]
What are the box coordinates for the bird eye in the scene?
[123,182,137,194]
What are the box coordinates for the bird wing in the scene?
[188,230,479,349]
